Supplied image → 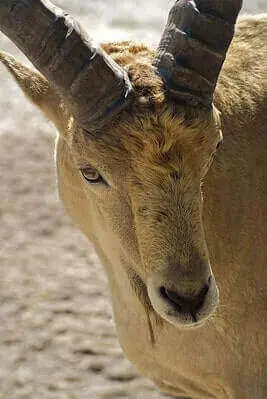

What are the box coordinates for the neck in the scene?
[214,16,266,127]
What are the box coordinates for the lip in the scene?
[170,319,207,330]
[164,309,212,330]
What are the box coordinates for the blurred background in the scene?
[0,1,266,398]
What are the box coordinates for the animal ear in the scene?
[0,51,63,130]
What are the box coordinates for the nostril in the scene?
[160,287,182,311]
[160,283,209,314]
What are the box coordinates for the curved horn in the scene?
[153,0,243,108]
[0,0,134,134]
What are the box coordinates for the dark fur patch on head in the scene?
[126,268,163,345]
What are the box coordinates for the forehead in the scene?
[69,107,221,173]
[106,109,220,172]
[124,111,218,160]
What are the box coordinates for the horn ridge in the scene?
[196,0,243,24]
[0,0,134,133]
[154,0,243,108]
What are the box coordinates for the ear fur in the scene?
[0,51,64,131]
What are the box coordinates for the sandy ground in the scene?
[0,1,266,398]
[0,130,165,399]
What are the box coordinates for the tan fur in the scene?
[1,14,267,399]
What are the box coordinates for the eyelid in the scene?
[79,163,97,170]
[79,166,110,187]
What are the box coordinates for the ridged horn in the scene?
[0,0,134,134]
[153,0,243,108]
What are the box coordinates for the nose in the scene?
[160,280,210,317]
[147,272,219,328]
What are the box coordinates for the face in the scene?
[56,108,222,329]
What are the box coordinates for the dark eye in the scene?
[80,167,106,185]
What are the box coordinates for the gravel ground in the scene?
[0,1,266,398]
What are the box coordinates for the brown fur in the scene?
[1,14,267,399]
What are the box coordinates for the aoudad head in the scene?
[0,0,242,329]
